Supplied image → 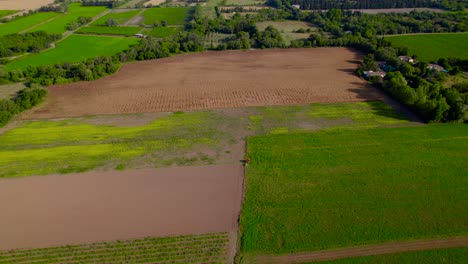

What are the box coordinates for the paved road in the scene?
[254,237,468,263]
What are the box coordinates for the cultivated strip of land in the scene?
[253,237,468,263]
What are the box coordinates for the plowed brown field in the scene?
[22,48,383,119]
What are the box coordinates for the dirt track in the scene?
[254,237,468,263]
[22,48,384,119]
[0,164,243,250]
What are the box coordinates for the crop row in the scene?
[0,233,229,263]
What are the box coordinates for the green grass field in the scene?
[30,3,107,34]
[386,33,468,62]
[256,21,316,44]
[0,12,61,36]
[0,10,17,18]
[142,7,192,25]
[5,34,139,70]
[76,26,141,36]
[318,247,468,264]
[0,233,229,263]
[150,26,180,37]
[240,124,468,255]
[91,9,140,26]
[0,102,411,178]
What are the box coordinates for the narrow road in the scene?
[254,236,468,263]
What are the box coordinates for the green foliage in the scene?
[77,26,142,36]
[0,10,17,18]
[320,247,468,264]
[0,12,61,36]
[142,7,192,26]
[31,3,107,34]
[5,35,139,70]
[386,33,468,62]
[253,25,285,48]
[0,233,229,263]
[0,31,61,58]
[0,87,47,127]
[241,124,468,254]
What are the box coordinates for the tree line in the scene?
[0,86,47,127]
[278,0,467,10]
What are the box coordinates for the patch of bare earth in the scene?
[0,0,55,11]
[22,48,384,119]
[0,164,243,250]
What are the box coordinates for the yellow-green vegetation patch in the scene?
[77,26,141,36]
[256,20,316,44]
[91,9,140,26]
[386,33,468,62]
[5,34,139,70]
[150,26,180,37]
[0,83,26,100]
[0,233,229,264]
[317,247,468,264]
[142,7,192,25]
[0,12,61,36]
[241,124,468,255]
[0,111,235,177]
[30,3,107,34]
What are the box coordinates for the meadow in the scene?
[150,26,180,37]
[5,34,139,70]
[256,21,317,44]
[91,9,140,26]
[76,26,141,36]
[0,10,17,18]
[0,233,229,263]
[142,7,192,25]
[319,247,468,264]
[30,3,107,34]
[386,33,468,62]
[0,12,60,36]
[0,101,411,178]
[240,124,468,255]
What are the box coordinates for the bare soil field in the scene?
[0,0,55,11]
[22,48,383,119]
[0,164,243,250]
[147,0,166,5]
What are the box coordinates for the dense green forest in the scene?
[0,31,61,58]
[279,0,468,10]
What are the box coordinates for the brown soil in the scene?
[0,164,243,250]
[254,237,468,263]
[0,0,55,11]
[21,48,384,119]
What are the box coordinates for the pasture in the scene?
[320,247,468,264]
[30,3,107,34]
[386,33,468,62]
[150,26,180,37]
[21,48,383,119]
[91,9,140,26]
[0,233,229,263]
[0,12,60,36]
[5,34,139,70]
[76,26,141,36]
[256,20,317,44]
[142,7,192,25]
[241,124,468,255]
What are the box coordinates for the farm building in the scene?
[398,56,415,63]
[427,64,445,71]
[363,70,386,78]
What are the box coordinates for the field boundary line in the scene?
[123,8,145,26]
[20,13,64,34]
[253,236,468,263]
[381,32,468,37]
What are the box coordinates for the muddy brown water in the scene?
[0,164,243,250]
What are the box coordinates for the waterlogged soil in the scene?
[0,164,243,250]
[22,48,384,119]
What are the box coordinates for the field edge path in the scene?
[252,236,468,263]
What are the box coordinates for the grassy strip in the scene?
[316,247,468,263]
[0,233,229,264]
[150,26,180,37]
[385,33,468,62]
[5,34,139,70]
[0,10,17,18]
[142,7,192,26]
[30,3,107,34]
[76,26,141,36]
[241,124,468,255]
[0,12,61,36]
